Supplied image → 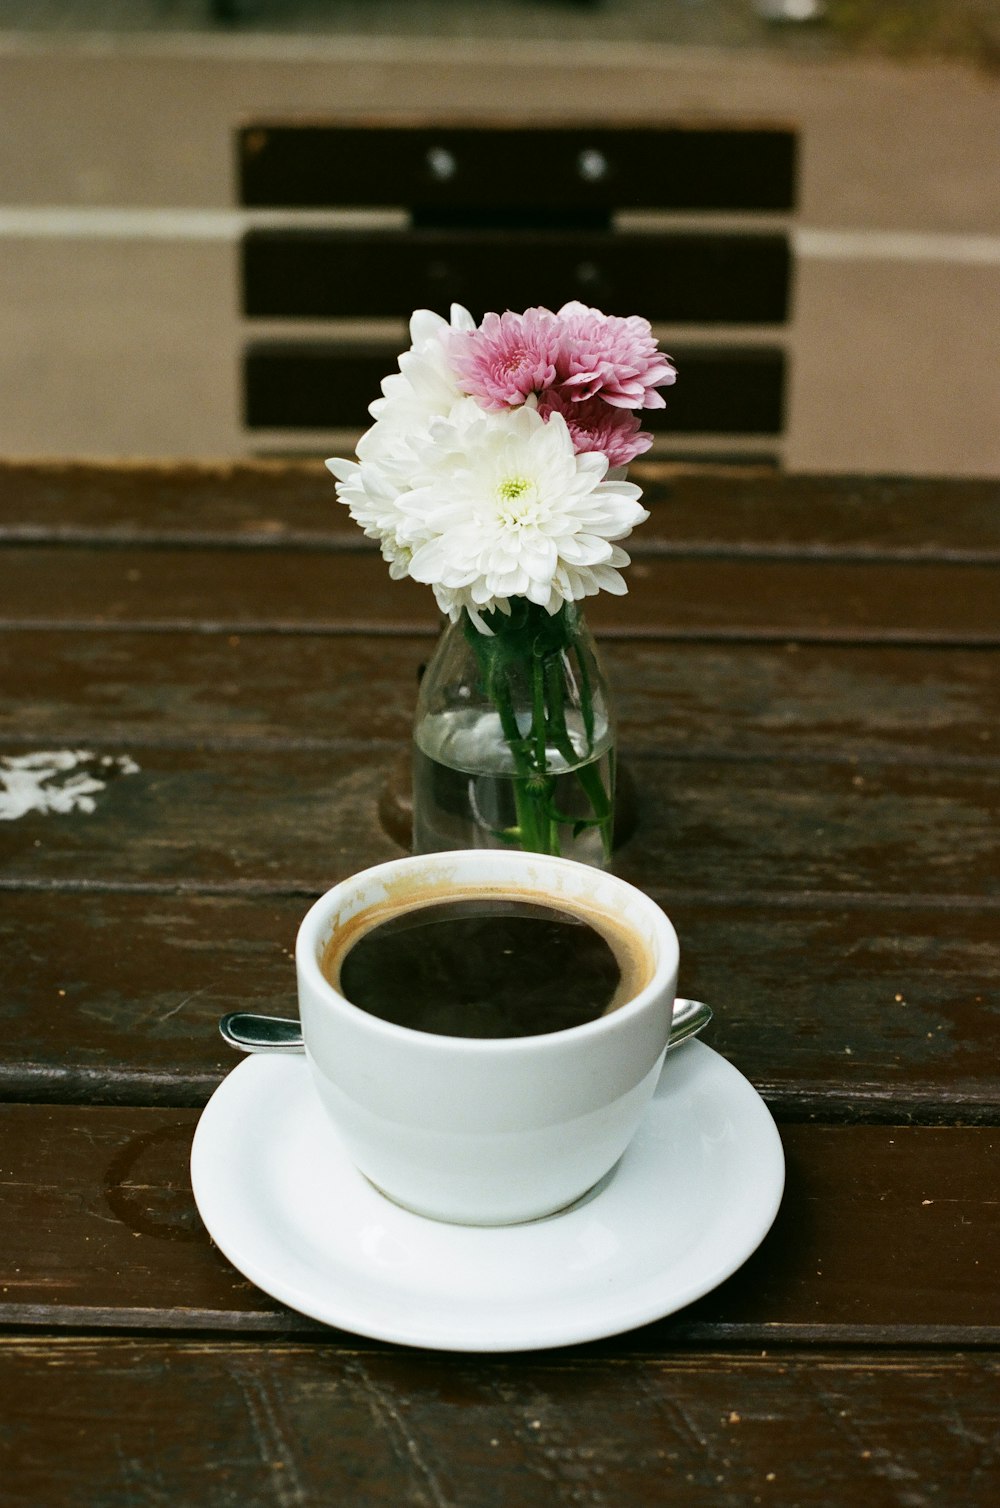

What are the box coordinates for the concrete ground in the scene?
[1,2,998,474]
[4,1,999,65]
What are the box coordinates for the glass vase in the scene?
[412,599,616,867]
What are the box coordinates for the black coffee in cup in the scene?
[321,892,650,1039]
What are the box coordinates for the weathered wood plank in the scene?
[0,629,432,752]
[1,747,995,903]
[4,1342,999,1508]
[621,754,1000,906]
[640,468,1000,560]
[3,546,999,642]
[1,892,997,1121]
[2,462,998,559]
[0,745,398,889]
[7,1340,998,1508]
[0,1107,997,1341]
[0,893,297,1106]
[1,632,998,764]
[673,900,1000,1124]
[0,459,344,542]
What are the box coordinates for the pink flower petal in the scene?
[554,303,676,410]
[448,308,560,410]
[537,389,654,468]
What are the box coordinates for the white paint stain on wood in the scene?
[0,750,140,821]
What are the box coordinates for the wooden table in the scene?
[2,460,998,1504]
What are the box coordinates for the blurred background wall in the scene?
[1,1,998,475]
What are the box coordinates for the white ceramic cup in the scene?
[296,849,679,1225]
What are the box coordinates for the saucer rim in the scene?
[191,1041,784,1353]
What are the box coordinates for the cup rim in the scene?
[295,851,679,1054]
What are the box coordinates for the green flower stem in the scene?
[544,650,613,859]
[487,661,547,854]
[543,655,579,768]
[461,602,614,860]
[463,619,540,850]
[531,651,549,774]
[573,758,614,861]
[531,650,560,855]
[573,638,596,754]
[463,611,549,854]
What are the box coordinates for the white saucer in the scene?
[191,1040,784,1353]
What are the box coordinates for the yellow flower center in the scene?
[495,475,538,527]
[498,476,530,503]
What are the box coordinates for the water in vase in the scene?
[412,707,615,867]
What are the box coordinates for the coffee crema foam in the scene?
[320,885,654,1039]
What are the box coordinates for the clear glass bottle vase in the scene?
[412,599,616,867]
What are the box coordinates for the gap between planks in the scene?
[1,1071,996,1126]
[4,529,1000,566]
[0,730,997,771]
[2,877,997,910]
[3,620,1000,649]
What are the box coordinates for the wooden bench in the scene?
[237,120,797,461]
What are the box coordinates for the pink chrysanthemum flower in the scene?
[554,300,677,410]
[536,388,653,469]
[449,308,560,411]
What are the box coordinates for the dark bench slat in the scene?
[245,340,786,436]
[236,124,794,443]
[241,228,791,323]
[239,123,797,214]
[244,341,785,435]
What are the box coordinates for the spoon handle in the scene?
[667,996,713,1048]
[219,998,712,1055]
[219,1013,304,1051]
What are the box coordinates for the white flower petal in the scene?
[589,565,629,594]
[449,303,476,331]
[409,308,449,345]
[325,456,359,482]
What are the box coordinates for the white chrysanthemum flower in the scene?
[328,396,490,581]
[396,403,648,627]
[324,453,416,579]
[328,363,649,631]
[356,303,475,468]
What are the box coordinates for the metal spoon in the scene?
[219,996,713,1054]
